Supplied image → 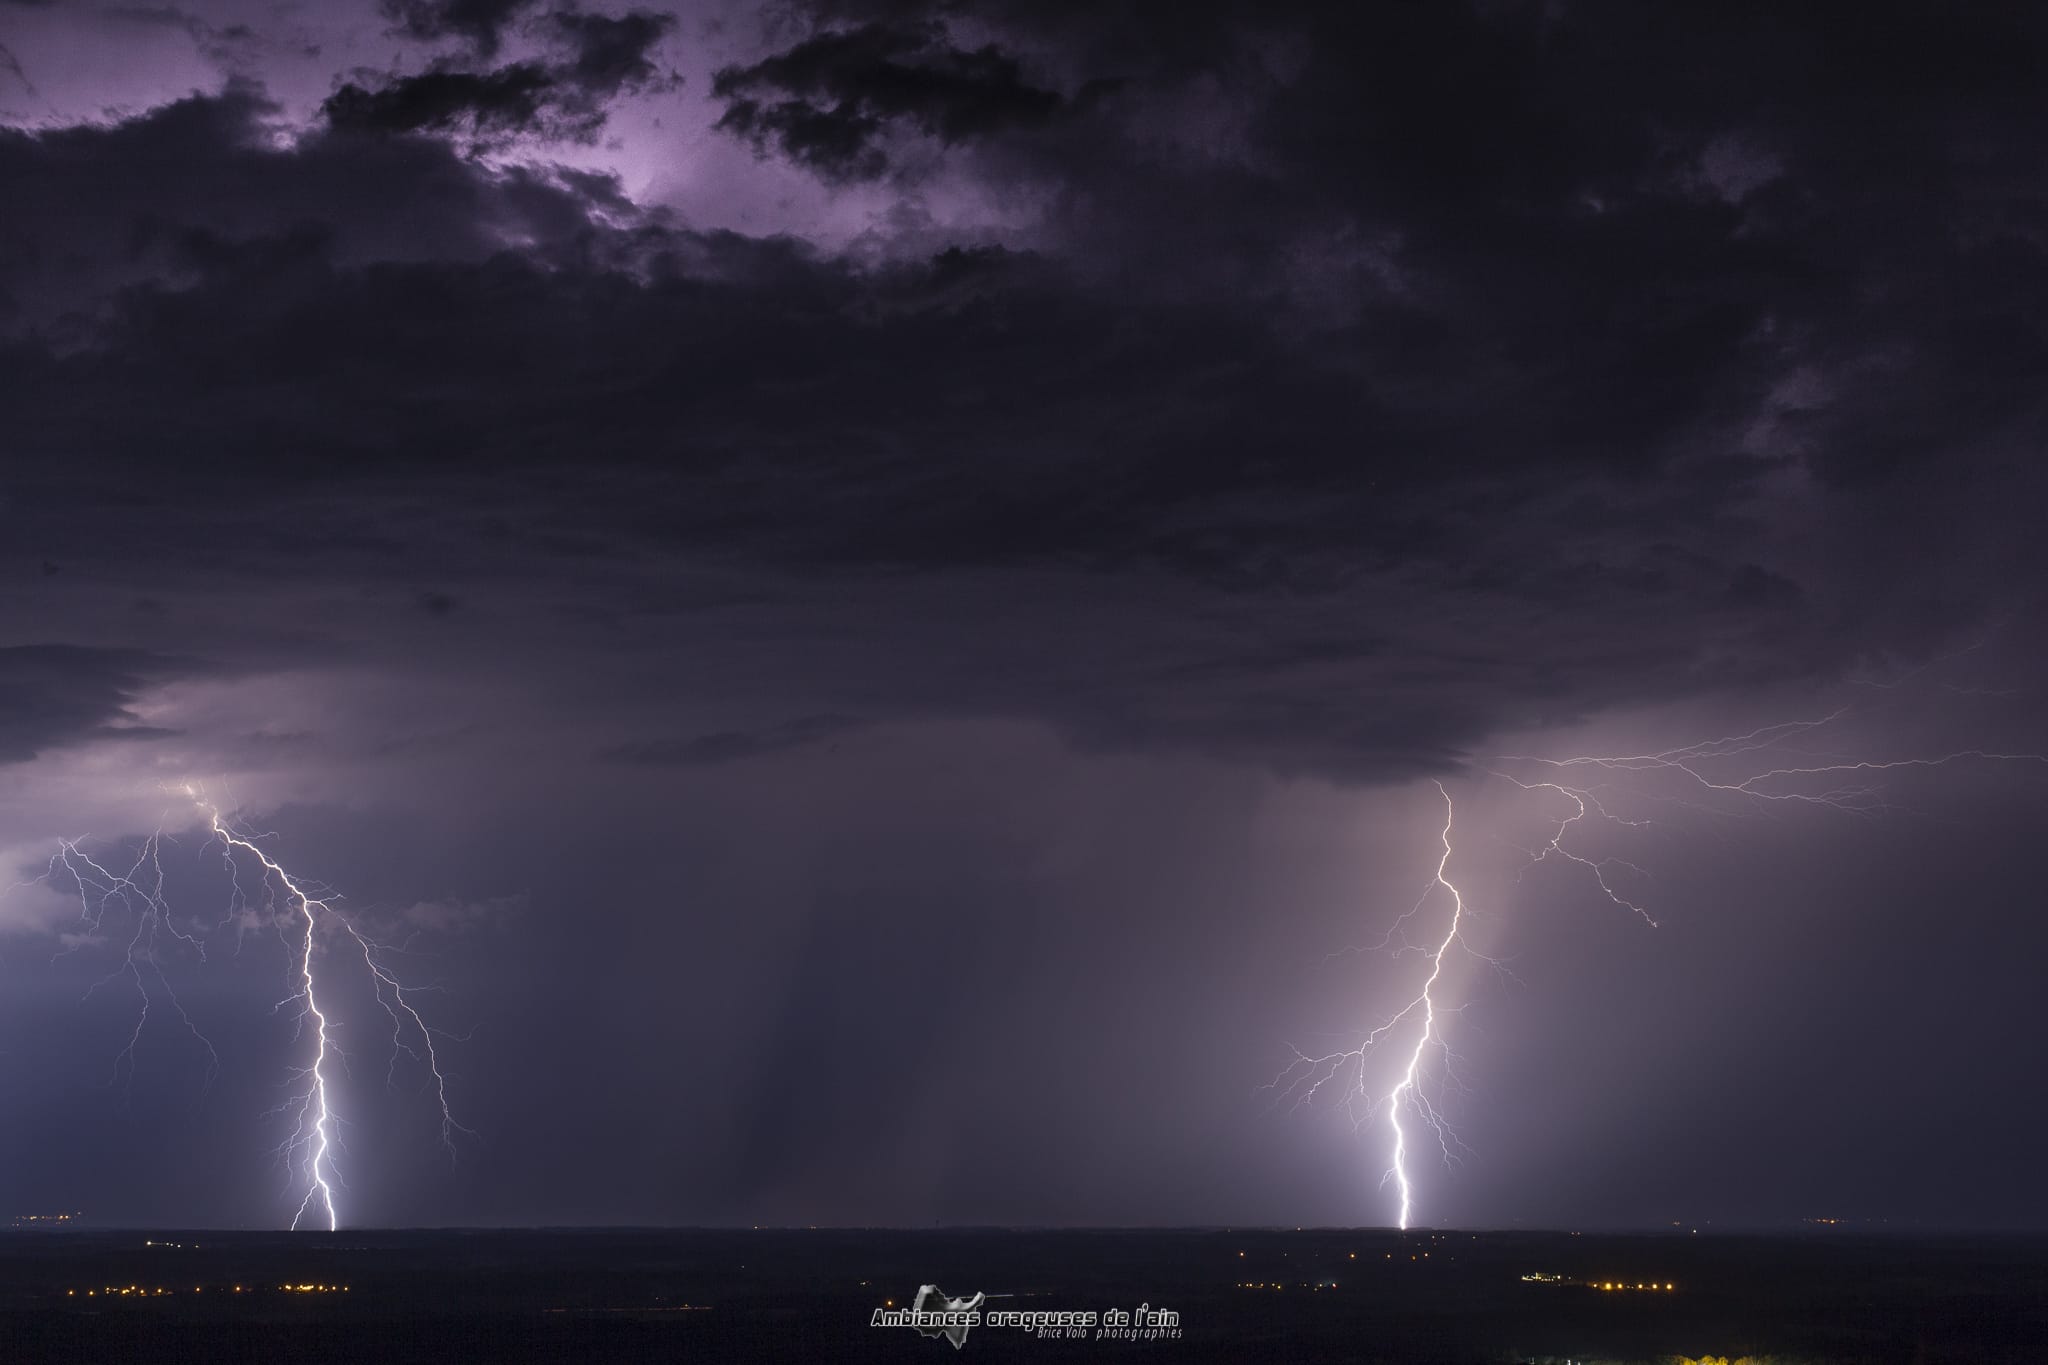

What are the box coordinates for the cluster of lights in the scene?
[1237,1249,1434,1266]
[65,1283,347,1297]
[1229,1244,1450,1290]
[12,1212,80,1223]
[71,1285,241,1297]
[1519,1272,1676,1291]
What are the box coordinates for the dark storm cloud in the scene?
[0,85,622,327]
[324,8,675,141]
[549,9,676,97]
[323,61,556,137]
[4,2,2046,783]
[0,645,197,763]
[711,20,1088,180]
[381,0,536,57]
[603,713,867,766]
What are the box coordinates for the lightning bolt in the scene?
[19,785,474,1229]
[1272,705,2045,1230]
[1386,783,1463,1230]
[50,826,220,1091]
[1265,781,1475,1230]
[200,806,344,1231]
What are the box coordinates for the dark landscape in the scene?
[3,1228,2042,1364]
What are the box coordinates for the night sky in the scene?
[2,0,2045,1232]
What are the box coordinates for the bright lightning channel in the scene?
[25,785,473,1229]
[201,806,345,1231]
[1386,782,1463,1230]
[1265,781,1475,1231]
[1271,708,2045,1230]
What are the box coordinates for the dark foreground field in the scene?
[1,1227,2041,1364]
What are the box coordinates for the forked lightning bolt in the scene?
[51,829,220,1089]
[1265,782,1476,1230]
[202,805,350,1230]
[1385,783,1463,1230]
[1271,707,2045,1229]
[22,786,473,1229]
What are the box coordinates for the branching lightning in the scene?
[1269,704,2045,1229]
[1384,783,1463,1231]
[1265,782,1480,1229]
[54,828,220,1089]
[19,784,473,1230]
